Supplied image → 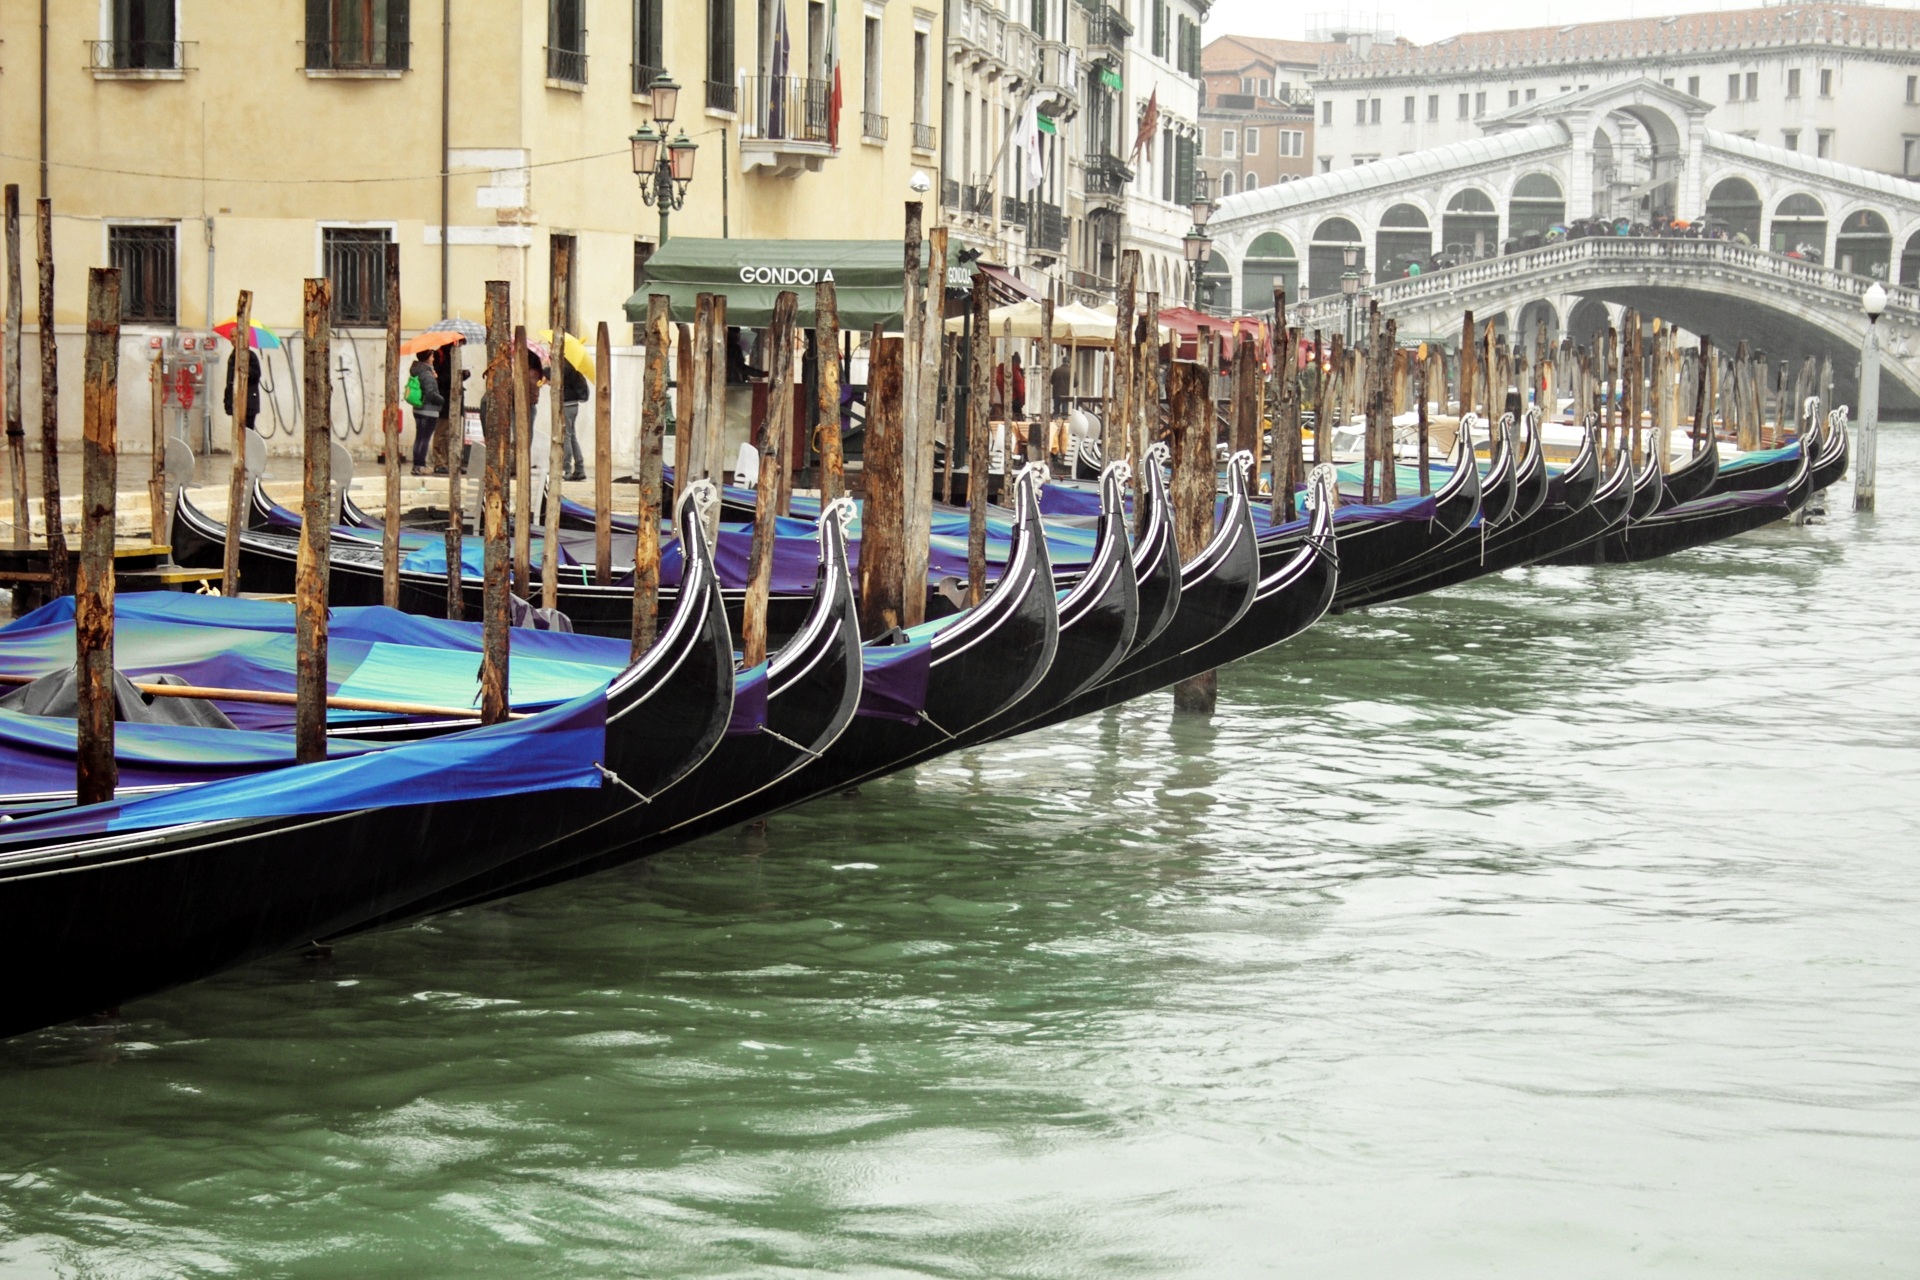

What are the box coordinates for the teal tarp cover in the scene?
[625,238,970,330]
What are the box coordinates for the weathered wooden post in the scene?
[1691,337,1713,453]
[1230,329,1258,462]
[1168,359,1218,716]
[1309,332,1325,465]
[632,295,669,659]
[1731,339,1754,452]
[1037,296,1054,463]
[1361,307,1381,504]
[901,212,937,627]
[939,334,960,504]
[221,289,253,597]
[914,224,946,515]
[1382,318,1399,502]
[1138,290,1160,473]
[815,279,844,503]
[680,310,705,485]
[75,267,120,806]
[296,279,333,765]
[704,296,729,518]
[593,321,613,585]
[511,322,533,595]
[1415,344,1431,496]
[860,333,907,636]
[148,348,166,545]
[381,243,402,608]
[36,198,67,597]
[542,237,571,611]
[1111,251,1138,471]
[480,281,513,725]
[1857,293,1884,513]
[5,186,26,550]
[965,274,992,606]
[443,337,465,619]
[1458,312,1477,419]
[901,201,925,514]
[743,290,798,666]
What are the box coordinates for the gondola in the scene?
[343,497,869,932]
[1810,415,1850,492]
[445,465,1066,906]
[1328,413,1520,613]
[0,487,736,1039]
[1654,432,1720,510]
[1542,442,1668,566]
[1596,428,1815,563]
[1704,435,1802,496]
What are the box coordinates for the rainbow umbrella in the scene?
[214,318,282,350]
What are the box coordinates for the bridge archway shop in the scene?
[1241,233,1298,308]
[1441,188,1500,262]
[1308,218,1366,300]
[1509,174,1567,242]
[1834,209,1893,281]
[1376,204,1433,281]
[1706,177,1763,244]
[1770,194,1828,261]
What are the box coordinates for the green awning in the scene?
[625,238,971,330]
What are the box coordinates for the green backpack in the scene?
[404,374,424,408]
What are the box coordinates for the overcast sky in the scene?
[1202,0,1920,45]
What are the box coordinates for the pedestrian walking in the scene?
[406,350,444,475]
[561,358,590,481]
[224,346,262,435]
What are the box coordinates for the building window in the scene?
[1427,94,1439,121]
[707,0,736,110]
[108,225,177,324]
[1905,137,1919,175]
[1319,156,1332,173]
[861,13,883,134]
[1457,93,1469,119]
[1787,68,1801,98]
[1817,130,1833,158]
[1908,75,1918,104]
[1288,130,1304,156]
[1474,91,1485,116]
[1819,68,1833,97]
[1745,71,1758,99]
[1244,127,1258,155]
[1403,95,1415,122]
[1525,87,1535,101]
[1686,75,1699,97]
[911,28,930,140]
[1221,128,1236,157]
[322,227,392,327]
[1259,78,1270,96]
[1197,127,1206,155]
[1151,0,1166,59]
[1507,89,1519,108]
[547,0,586,83]
[1783,130,1799,151]
[1244,172,1257,191]
[305,0,412,70]
[1354,98,1366,125]
[1727,73,1741,102]
[102,0,179,70]
[1369,97,1380,124]
[633,0,664,92]
[1220,171,1236,197]
[1322,99,1332,125]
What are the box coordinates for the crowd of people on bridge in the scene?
[1387,213,1816,282]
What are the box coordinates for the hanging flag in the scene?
[1099,66,1123,91]
[1130,88,1159,165]
[1014,97,1046,194]
[1037,113,1057,135]
[826,0,843,147]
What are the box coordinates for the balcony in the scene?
[739,75,835,176]
[913,122,937,152]
[1034,40,1082,120]
[88,39,191,77]
[1035,202,1066,253]
[545,45,587,85]
[1087,6,1131,64]
[943,177,963,210]
[632,60,664,96]
[862,111,889,143]
[706,78,737,113]
[1085,152,1133,204]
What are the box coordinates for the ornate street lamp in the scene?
[1857,279,1887,511]
[1184,227,1213,310]
[632,73,698,245]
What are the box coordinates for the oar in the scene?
[0,673,528,721]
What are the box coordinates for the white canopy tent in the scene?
[942,300,1172,347]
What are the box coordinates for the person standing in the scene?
[1009,352,1027,421]
[560,357,590,482]
[1051,357,1070,417]
[406,350,444,475]
[224,345,262,435]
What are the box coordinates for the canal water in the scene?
[2,432,1917,1278]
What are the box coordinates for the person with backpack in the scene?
[406,350,445,475]
[560,357,590,482]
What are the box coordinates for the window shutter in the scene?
[388,0,411,70]
[305,0,332,69]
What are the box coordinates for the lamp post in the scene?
[1340,243,1360,343]
[1183,227,1213,310]
[631,74,698,246]
[1856,279,1885,512]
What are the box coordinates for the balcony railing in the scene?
[971,184,994,214]
[912,121,936,151]
[741,75,832,144]
[862,111,889,141]
[1085,152,1133,198]
[707,78,737,112]
[1035,202,1066,252]
[632,60,664,95]
[1003,195,1026,222]
[943,177,962,209]
[304,38,410,71]
[1087,6,1132,56]
[546,45,587,84]
[89,39,188,72]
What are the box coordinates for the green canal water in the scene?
[2,433,1917,1278]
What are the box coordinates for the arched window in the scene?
[1508,173,1566,241]
[1308,217,1365,299]
[1835,209,1893,280]
[1244,171,1258,191]
[1242,231,1299,307]
[1771,193,1827,261]
[1706,177,1762,244]
[1902,229,1920,288]
[1377,203,1432,280]
[1220,171,1237,197]
[1441,188,1499,261]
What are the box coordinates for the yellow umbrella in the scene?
[537,329,596,379]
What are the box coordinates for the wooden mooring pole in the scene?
[76,267,120,806]
[1169,358,1217,716]
[36,198,67,598]
[965,273,992,607]
[511,323,533,596]
[148,347,166,545]
[860,333,907,637]
[632,295,669,659]
[743,290,798,666]
[296,279,333,765]
[381,244,402,608]
[900,205,930,628]
[815,280,844,503]
[1691,336,1712,454]
[5,185,27,550]
[593,320,613,586]
[542,237,570,611]
[443,336,465,620]
[1111,251,1137,473]
[222,288,253,598]
[480,281,512,724]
